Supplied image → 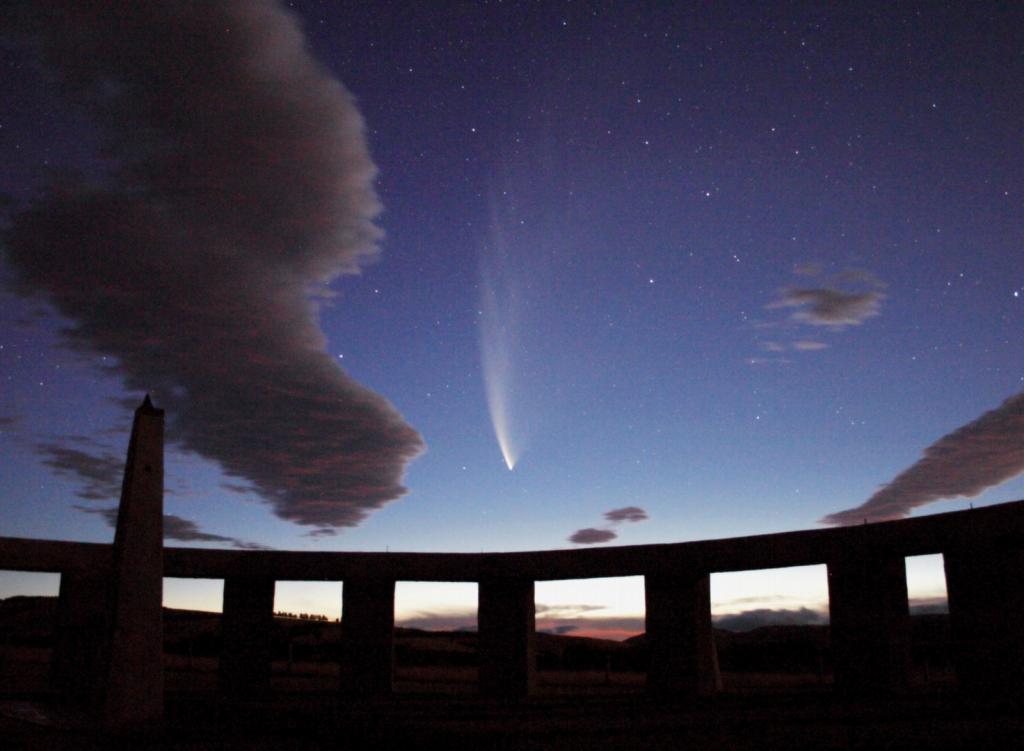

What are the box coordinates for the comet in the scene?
[478,197,524,470]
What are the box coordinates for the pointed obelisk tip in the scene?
[137,393,163,416]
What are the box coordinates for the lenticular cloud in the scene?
[822,392,1024,525]
[3,1,424,533]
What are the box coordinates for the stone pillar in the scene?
[478,577,535,698]
[644,572,718,695]
[219,576,276,695]
[944,542,1024,696]
[340,578,395,696]
[51,568,109,702]
[827,552,910,694]
[100,395,165,729]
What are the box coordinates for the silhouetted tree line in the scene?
[273,611,336,622]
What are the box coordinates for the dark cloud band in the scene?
[822,392,1024,525]
[4,1,424,532]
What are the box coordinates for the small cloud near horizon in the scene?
[568,528,617,545]
[396,610,478,632]
[569,506,649,544]
[536,603,607,618]
[822,392,1024,525]
[603,506,649,523]
[713,607,827,632]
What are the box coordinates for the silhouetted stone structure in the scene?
[479,577,536,697]
[339,577,395,696]
[46,396,164,729]
[645,572,719,695]
[827,547,911,694]
[1,398,1023,724]
[944,540,1024,696]
[220,576,276,695]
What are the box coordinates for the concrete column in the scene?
[644,572,718,695]
[478,577,535,698]
[340,578,394,696]
[944,542,1024,696]
[827,552,910,694]
[51,568,109,702]
[219,576,276,695]
[101,395,165,729]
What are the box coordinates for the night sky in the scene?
[1,1,1022,636]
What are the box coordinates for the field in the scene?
[3,596,1009,750]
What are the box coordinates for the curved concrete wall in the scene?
[2,498,1023,580]
[2,398,1021,728]
[3,498,1024,707]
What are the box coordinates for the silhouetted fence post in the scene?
[478,577,536,698]
[644,571,719,695]
[340,578,395,696]
[220,576,276,695]
[827,550,910,694]
[944,541,1024,697]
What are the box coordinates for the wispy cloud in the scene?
[752,264,885,363]
[397,605,643,640]
[536,603,607,618]
[4,1,424,534]
[536,616,645,641]
[73,505,268,549]
[35,443,123,501]
[769,288,883,327]
[397,610,478,632]
[713,607,827,632]
[603,506,648,523]
[792,340,828,351]
[822,392,1024,525]
[304,528,338,538]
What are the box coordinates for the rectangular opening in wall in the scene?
[534,576,646,694]
[163,577,223,687]
[710,564,829,691]
[394,581,477,694]
[905,553,951,685]
[0,570,61,693]
[274,581,342,689]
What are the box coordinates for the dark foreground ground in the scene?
[3,599,1015,749]
[3,689,1022,751]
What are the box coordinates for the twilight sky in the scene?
[1,1,1022,636]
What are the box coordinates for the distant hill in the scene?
[0,596,952,675]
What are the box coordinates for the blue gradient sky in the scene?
[1,2,1021,634]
